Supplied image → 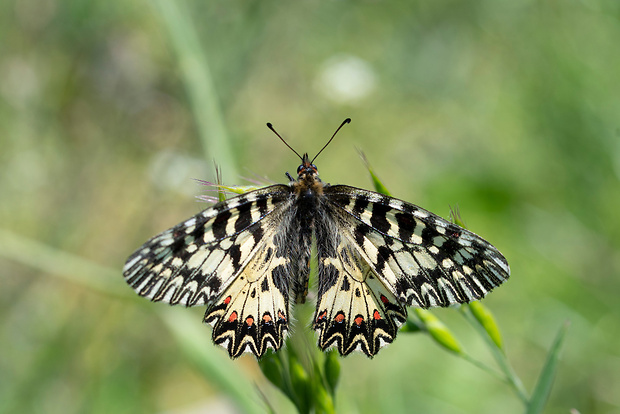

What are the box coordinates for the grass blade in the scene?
[0,229,127,297]
[526,321,570,414]
[152,0,239,178]
[358,150,392,197]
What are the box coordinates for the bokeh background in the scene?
[1,1,619,413]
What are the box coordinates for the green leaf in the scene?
[289,353,312,414]
[259,350,286,391]
[468,301,503,350]
[323,350,340,396]
[313,381,336,414]
[358,150,392,197]
[400,318,423,333]
[414,309,464,355]
[526,321,570,414]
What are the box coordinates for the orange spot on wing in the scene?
[228,311,238,322]
[278,311,286,321]
[246,316,254,327]
[334,313,345,323]
[262,314,272,323]
[224,296,232,305]
[354,316,364,326]
[316,310,327,322]
[373,310,381,320]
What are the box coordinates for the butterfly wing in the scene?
[123,185,295,358]
[313,185,510,356]
[314,223,408,356]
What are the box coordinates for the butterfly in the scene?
[123,119,510,359]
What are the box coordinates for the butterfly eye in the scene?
[310,164,317,170]
[297,165,304,174]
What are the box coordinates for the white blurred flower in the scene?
[315,55,376,104]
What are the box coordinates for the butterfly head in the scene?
[297,153,319,180]
[291,152,324,197]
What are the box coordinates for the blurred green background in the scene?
[1,0,619,413]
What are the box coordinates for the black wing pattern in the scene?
[312,185,510,357]
[123,185,296,358]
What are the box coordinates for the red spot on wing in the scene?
[224,296,232,305]
[246,316,254,327]
[278,310,287,321]
[262,314,272,323]
[373,310,381,320]
[354,316,364,326]
[316,310,327,322]
[380,294,389,304]
[334,313,345,323]
[228,311,238,322]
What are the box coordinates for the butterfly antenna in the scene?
[266,122,303,161]
[311,118,351,163]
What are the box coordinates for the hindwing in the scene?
[313,231,407,356]
[203,237,291,358]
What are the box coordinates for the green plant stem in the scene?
[152,0,239,179]
[459,353,506,384]
[460,307,529,404]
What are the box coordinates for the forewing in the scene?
[123,185,294,358]
[324,185,510,309]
